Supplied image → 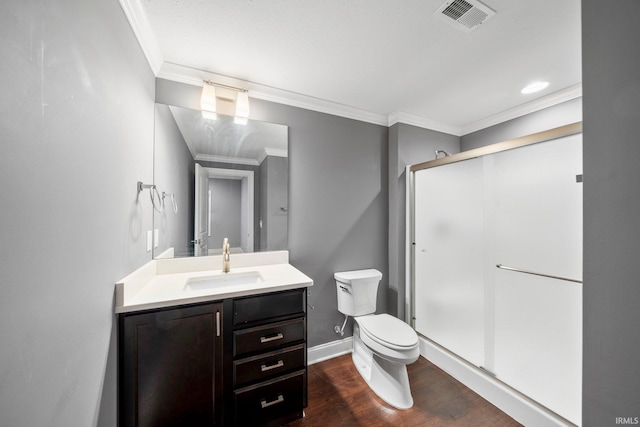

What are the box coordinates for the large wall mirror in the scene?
[153,103,288,258]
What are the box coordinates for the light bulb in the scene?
[521,81,549,94]
[201,83,217,113]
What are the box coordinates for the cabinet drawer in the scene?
[234,370,306,427]
[234,344,305,387]
[234,289,305,325]
[234,317,305,357]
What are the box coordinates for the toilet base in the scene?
[352,324,414,410]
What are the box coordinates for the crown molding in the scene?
[158,61,582,137]
[195,154,259,166]
[157,63,389,126]
[119,0,164,74]
[388,111,463,136]
[461,84,583,135]
[258,147,288,165]
[251,89,389,127]
[264,148,288,158]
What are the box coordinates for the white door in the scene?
[194,163,209,256]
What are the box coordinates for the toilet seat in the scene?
[357,314,418,351]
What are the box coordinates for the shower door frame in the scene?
[407,121,583,330]
[406,121,584,425]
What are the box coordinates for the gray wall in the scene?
[253,99,390,346]
[582,1,640,424]
[388,123,459,319]
[0,1,154,426]
[154,103,195,257]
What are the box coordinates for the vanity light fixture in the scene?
[201,80,251,124]
[201,81,217,120]
[234,90,250,125]
[521,81,549,94]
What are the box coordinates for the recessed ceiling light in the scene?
[521,81,549,94]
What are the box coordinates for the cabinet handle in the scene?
[260,333,284,343]
[260,360,284,372]
[260,394,284,409]
[216,311,221,337]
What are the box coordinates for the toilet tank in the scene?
[335,269,382,316]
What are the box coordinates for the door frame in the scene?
[201,167,254,253]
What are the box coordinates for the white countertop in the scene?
[115,251,313,313]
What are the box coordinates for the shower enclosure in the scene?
[410,124,583,426]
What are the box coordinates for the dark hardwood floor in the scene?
[287,354,522,427]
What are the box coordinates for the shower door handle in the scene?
[496,264,582,284]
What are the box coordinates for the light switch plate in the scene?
[154,229,159,248]
[146,230,152,252]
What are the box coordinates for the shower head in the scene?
[435,149,451,159]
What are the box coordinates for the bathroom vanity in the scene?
[116,251,312,426]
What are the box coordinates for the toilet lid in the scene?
[357,314,418,349]
[334,269,382,284]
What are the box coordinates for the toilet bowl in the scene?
[335,269,420,409]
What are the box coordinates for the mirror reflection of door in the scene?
[153,103,287,258]
[195,166,254,255]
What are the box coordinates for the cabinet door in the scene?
[119,302,224,427]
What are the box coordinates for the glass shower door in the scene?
[491,134,582,426]
[412,132,583,425]
[414,157,486,368]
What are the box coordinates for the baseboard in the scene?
[419,336,576,427]
[307,337,353,365]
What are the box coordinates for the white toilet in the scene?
[335,269,420,409]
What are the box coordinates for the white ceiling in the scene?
[124,0,582,135]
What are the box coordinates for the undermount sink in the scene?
[184,271,264,291]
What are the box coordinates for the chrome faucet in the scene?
[222,237,230,273]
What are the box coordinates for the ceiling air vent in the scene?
[435,0,496,32]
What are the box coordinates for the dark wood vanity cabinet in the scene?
[119,302,224,427]
[230,288,307,427]
[118,288,307,427]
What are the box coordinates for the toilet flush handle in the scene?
[334,314,349,336]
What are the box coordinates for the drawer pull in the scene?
[260,360,285,372]
[260,394,284,409]
[216,311,221,337]
[260,333,284,343]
